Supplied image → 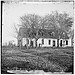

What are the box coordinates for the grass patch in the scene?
[2,47,74,73]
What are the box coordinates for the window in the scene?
[63,32,65,37]
[60,40,62,47]
[53,40,55,46]
[49,40,51,45]
[52,32,55,36]
[42,39,44,44]
[66,40,68,45]
[49,32,55,36]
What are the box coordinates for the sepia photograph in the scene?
[1,1,74,74]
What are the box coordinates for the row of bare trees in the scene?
[13,11,73,47]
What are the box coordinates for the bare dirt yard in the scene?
[1,47,74,74]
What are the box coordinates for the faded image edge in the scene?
[0,0,74,2]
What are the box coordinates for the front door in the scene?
[53,40,55,47]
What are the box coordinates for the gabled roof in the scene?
[59,31,69,39]
[18,27,69,39]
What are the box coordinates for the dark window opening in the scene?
[53,40,55,46]
[66,40,68,45]
[42,39,44,44]
[49,40,51,45]
[60,40,62,47]
[49,32,55,36]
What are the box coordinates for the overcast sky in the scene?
[2,2,74,45]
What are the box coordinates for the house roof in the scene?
[18,27,69,39]
[38,29,59,39]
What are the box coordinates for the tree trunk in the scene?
[35,29,39,48]
[57,35,60,47]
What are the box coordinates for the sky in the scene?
[2,2,74,45]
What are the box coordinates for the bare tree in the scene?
[19,14,42,47]
[41,11,73,33]
[10,24,23,47]
[17,12,73,48]
[40,11,73,47]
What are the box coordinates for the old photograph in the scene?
[1,1,74,74]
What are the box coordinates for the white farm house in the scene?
[18,28,72,48]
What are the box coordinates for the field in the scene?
[1,47,74,74]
